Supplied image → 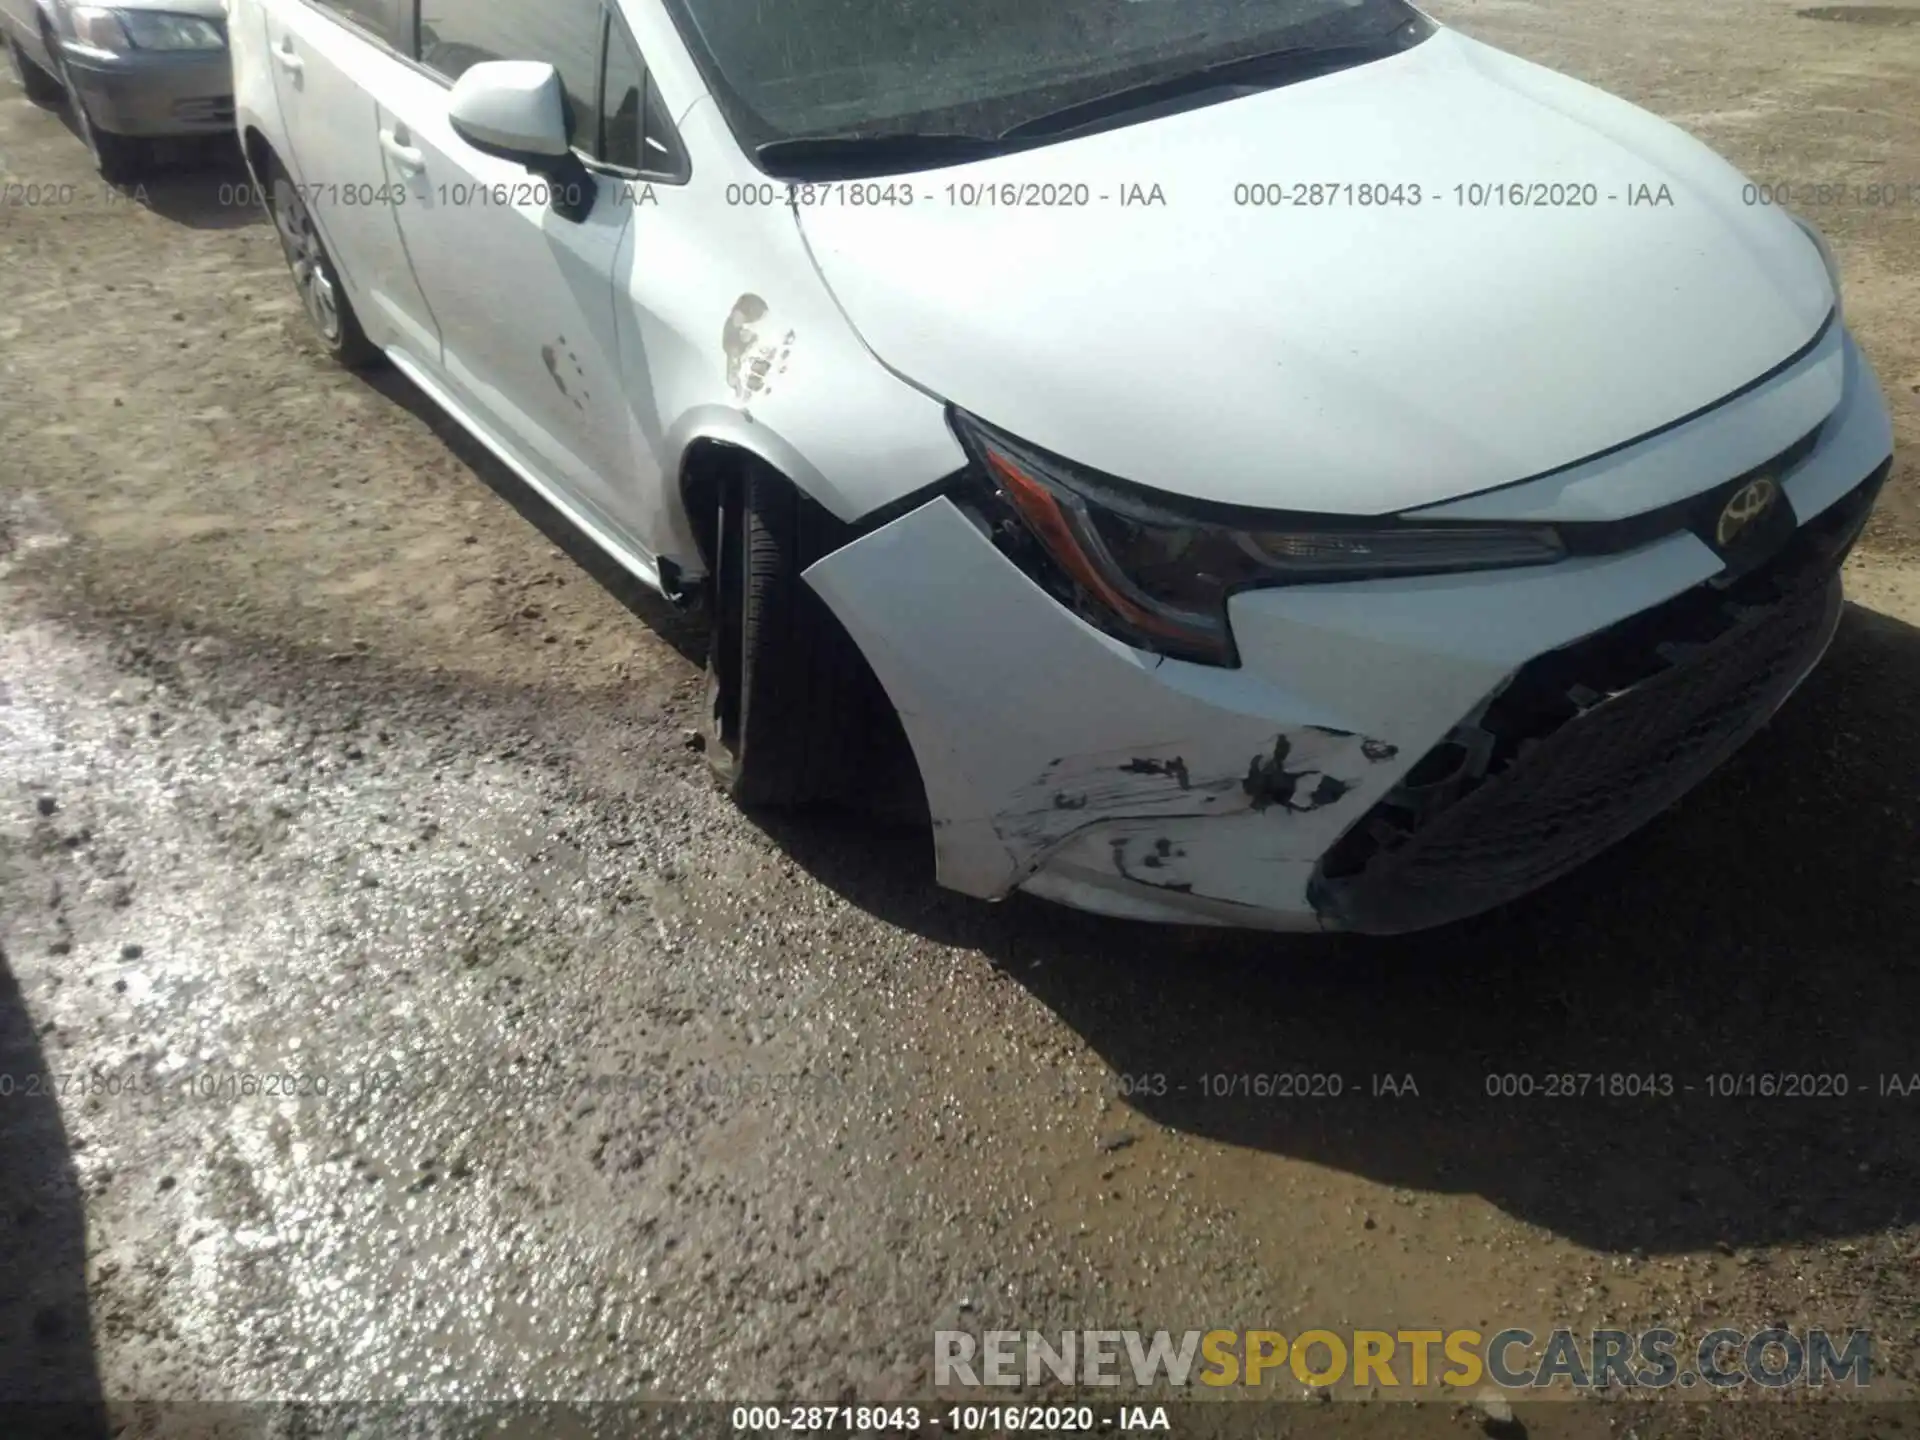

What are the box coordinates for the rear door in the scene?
[372,0,670,562]
[260,0,439,362]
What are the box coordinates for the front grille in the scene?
[1556,421,1824,561]
[1310,461,1887,935]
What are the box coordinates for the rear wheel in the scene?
[703,463,897,808]
[262,155,380,368]
[6,32,64,107]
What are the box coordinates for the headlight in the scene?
[120,10,224,48]
[71,7,225,52]
[1788,210,1843,321]
[951,410,1565,667]
[69,7,133,52]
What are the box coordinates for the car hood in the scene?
[797,29,1835,515]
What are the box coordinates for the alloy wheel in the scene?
[271,177,342,345]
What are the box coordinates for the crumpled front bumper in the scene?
[804,330,1895,933]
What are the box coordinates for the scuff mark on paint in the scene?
[1119,756,1190,789]
[1243,735,1357,814]
[722,294,794,404]
[539,338,588,412]
[992,728,1391,880]
[1110,835,1194,892]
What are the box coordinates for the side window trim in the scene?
[642,71,691,183]
[594,8,617,162]
[585,9,690,186]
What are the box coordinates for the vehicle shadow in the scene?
[0,943,107,1436]
[348,340,1919,1253]
[120,137,260,232]
[753,598,1920,1255]
[361,365,709,670]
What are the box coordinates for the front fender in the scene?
[625,100,967,575]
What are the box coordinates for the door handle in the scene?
[379,129,425,174]
[271,37,304,73]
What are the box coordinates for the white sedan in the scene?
[229,0,1895,932]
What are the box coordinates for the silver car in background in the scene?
[1,0,232,181]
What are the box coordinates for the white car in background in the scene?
[227,0,1894,933]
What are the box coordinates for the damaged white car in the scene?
[232,0,1895,932]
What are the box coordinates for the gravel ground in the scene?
[4,0,1920,1434]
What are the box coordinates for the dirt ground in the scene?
[4,0,1920,1434]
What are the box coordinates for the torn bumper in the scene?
[804,343,1893,933]
[1310,479,1868,933]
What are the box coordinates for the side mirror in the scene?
[447,60,595,221]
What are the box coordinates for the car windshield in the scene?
[658,0,1420,152]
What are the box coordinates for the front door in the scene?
[377,0,647,558]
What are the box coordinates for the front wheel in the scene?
[262,156,380,368]
[703,464,898,808]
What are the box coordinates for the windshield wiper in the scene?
[755,131,1026,180]
[999,22,1428,141]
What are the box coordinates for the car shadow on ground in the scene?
[753,599,1920,1256]
[117,137,259,232]
[0,945,107,1436]
[348,354,1919,1254]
